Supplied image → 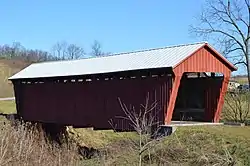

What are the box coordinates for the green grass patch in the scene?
[70,128,137,148]
[147,126,250,165]
[0,100,16,114]
[204,125,250,138]
[73,126,250,165]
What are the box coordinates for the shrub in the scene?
[223,92,250,123]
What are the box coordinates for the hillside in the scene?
[0,59,29,97]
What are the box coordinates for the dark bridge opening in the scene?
[172,73,223,122]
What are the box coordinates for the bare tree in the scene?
[65,44,85,60]
[91,40,104,56]
[0,44,15,58]
[191,0,250,85]
[12,42,25,57]
[0,42,24,58]
[52,41,68,60]
[52,42,85,60]
[113,94,162,166]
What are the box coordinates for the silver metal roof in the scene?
[9,42,207,80]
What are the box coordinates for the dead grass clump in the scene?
[0,121,79,166]
[142,143,189,165]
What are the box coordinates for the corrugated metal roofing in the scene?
[9,42,221,80]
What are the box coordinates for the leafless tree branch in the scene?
[114,94,163,166]
[191,0,250,85]
[234,61,247,66]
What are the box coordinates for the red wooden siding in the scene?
[174,46,232,75]
[165,45,233,124]
[14,75,172,130]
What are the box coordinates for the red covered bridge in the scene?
[9,42,237,130]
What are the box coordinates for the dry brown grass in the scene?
[0,121,79,166]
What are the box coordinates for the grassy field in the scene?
[0,100,16,114]
[0,117,247,166]
[0,118,249,166]
[0,59,29,97]
[231,76,249,84]
[0,100,249,165]
[75,126,250,165]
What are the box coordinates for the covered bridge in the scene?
[9,42,237,130]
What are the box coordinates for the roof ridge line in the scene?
[31,41,207,66]
[110,41,207,56]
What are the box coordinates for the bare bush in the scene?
[223,92,250,123]
[0,121,79,166]
[116,94,163,166]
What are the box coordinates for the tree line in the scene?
[0,40,107,63]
